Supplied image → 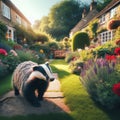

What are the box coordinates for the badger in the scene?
[12,61,55,107]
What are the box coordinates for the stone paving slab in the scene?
[0,73,70,116]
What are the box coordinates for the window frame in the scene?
[100,30,114,44]
[110,7,116,18]
[1,2,11,20]
[100,14,106,24]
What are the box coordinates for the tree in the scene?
[32,20,41,30]
[97,0,112,11]
[72,32,90,51]
[37,0,85,41]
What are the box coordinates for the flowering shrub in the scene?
[96,48,113,58]
[112,82,120,96]
[69,60,83,75]
[0,48,7,56]
[107,19,120,30]
[0,61,9,77]
[105,54,116,61]
[80,58,120,109]
[114,47,120,55]
[16,49,41,63]
[65,51,80,63]
[13,44,22,50]
[2,52,20,72]
[40,49,44,53]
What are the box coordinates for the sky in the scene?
[10,0,91,25]
[10,0,61,25]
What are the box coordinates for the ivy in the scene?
[0,21,7,40]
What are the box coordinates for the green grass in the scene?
[0,74,12,96]
[0,60,120,120]
[51,60,120,120]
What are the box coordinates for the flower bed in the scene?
[80,52,120,109]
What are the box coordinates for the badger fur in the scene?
[12,61,55,107]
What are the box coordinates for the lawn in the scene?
[50,60,120,120]
[0,59,120,120]
[0,74,12,96]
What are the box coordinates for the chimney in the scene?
[82,7,87,18]
[90,0,97,11]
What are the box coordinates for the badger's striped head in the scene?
[33,62,55,81]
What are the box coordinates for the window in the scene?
[110,7,116,18]
[100,31,114,44]
[16,14,21,24]
[100,14,106,24]
[1,2,11,19]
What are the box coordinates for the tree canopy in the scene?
[33,0,112,42]
[33,0,85,41]
[96,0,112,11]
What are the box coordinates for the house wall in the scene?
[97,3,120,44]
[11,8,30,29]
[70,0,120,46]
[98,4,120,29]
[0,0,31,41]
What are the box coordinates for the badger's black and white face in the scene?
[33,62,55,81]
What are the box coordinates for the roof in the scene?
[70,0,120,35]
[96,0,120,18]
[70,9,98,34]
[3,0,31,25]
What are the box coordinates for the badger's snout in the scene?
[49,73,56,81]
[50,77,55,81]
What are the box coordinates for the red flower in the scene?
[114,47,120,56]
[105,54,116,61]
[0,48,7,56]
[112,82,120,96]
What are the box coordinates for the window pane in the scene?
[1,2,10,19]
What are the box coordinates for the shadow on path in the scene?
[0,73,70,117]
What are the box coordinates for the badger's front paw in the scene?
[14,90,20,96]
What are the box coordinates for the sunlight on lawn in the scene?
[51,60,112,120]
[51,60,70,72]
[53,64,69,72]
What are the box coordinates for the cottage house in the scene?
[69,0,98,37]
[96,0,120,44]
[70,0,120,45]
[0,0,31,41]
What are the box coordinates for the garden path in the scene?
[0,73,70,116]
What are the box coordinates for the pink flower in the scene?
[0,48,7,56]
